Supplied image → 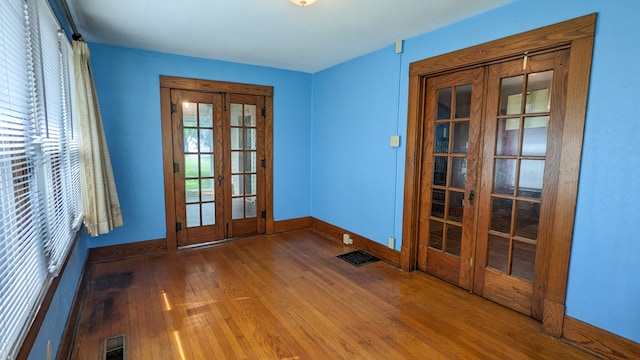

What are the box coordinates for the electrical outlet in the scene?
[387,237,395,249]
[343,234,351,244]
[390,135,400,147]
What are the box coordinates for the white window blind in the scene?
[0,0,82,357]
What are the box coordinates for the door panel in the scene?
[474,49,569,319]
[417,68,484,290]
[225,94,266,238]
[172,90,224,246]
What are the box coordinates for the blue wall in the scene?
[311,0,640,344]
[86,44,313,247]
[28,235,88,359]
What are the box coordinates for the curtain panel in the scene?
[73,40,123,236]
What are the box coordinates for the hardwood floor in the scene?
[70,230,594,359]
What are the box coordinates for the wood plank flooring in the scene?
[70,230,594,359]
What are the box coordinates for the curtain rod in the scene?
[57,0,82,40]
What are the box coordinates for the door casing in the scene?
[160,76,274,249]
[401,14,596,336]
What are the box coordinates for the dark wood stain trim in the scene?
[16,231,82,360]
[310,218,401,266]
[563,316,640,360]
[160,76,274,96]
[264,96,275,234]
[272,217,312,233]
[409,14,596,77]
[87,238,167,264]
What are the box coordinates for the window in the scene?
[0,0,81,358]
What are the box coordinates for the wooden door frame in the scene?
[400,14,596,336]
[160,76,274,250]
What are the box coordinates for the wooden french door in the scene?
[417,68,484,291]
[171,89,266,247]
[474,49,569,319]
[418,49,570,319]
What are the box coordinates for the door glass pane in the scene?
[499,75,524,115]
[525,71,553,114]
[231,128,243,150]
[448,191,464,223]
[186,204,200,227]
[199,103,213,127]
[245,174,257,195]
[431,189,445,218]
[452,121,469,154]
[493,159,516,195]
[202,203,215,226]
[496,118,519,156]
[429,220,443,250]
[201,179,214,202]
[450,157,467,189]
[487,235,509,273]
[518,160,544,199]
[184,128,198,152]
[445,224,462,256]
[232,175,244,196]
[433,156,448,186]
[231,151,243,173]
[454,84,472,118]
[182,102,197,126]
[491,197,512,234]
[244,129,257,150]
[199,129,213,152]
[515,201,540,240]
[522,116,548,157]
[200,155,213,177]
[185,154,198,178]
[244,105,257,126]
[512,241,536,281]
[437,88,452,119]
[185,180,199,203]
[434,123,449,153]
[230,104,243,126]
[245,152,257,172]
[246,197,257,218]
[232,198,244,219]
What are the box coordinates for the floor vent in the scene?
[104,334,126,360]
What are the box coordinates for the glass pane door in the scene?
[475,49,569,319]
[225,94,265,238]
[172,90,224,246]
[417,68,483,290]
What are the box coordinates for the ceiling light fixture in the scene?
[290,0,317,7]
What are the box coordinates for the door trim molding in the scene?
[160,76,274,249]
[401,14,596,336]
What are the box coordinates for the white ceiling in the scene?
[66,0,512,73]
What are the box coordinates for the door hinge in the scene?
[171,103,177,113]
[261,210,266,219]
[261,159,266,168]
[261,107,266,117]
[176,222,182,232]
[173,162,179,173]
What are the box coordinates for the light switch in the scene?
[390,135,400,147]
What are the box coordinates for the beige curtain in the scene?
[73,40,123,236]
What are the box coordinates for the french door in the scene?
[170,89,266,247]
[418,49,569,319]
[417,68,484,291]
